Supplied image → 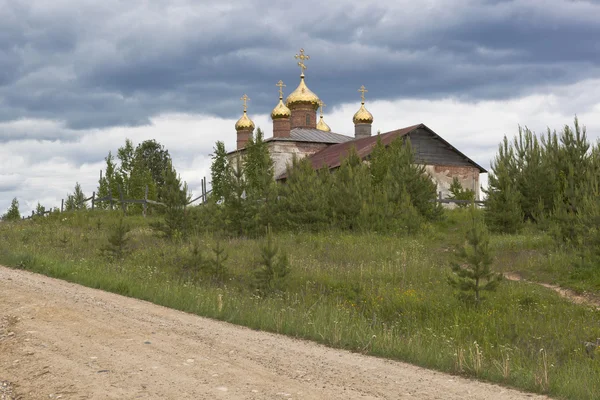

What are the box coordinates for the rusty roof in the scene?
[307,123,486,173]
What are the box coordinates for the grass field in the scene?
[1,208,599,399]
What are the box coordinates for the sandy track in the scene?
[0,266,548,400]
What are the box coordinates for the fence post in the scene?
[203,177,207,203]
[143,185,148,218]
[438,191,442,201]
[61,199,64,213]
[91,191,95,211]
[118,184,126,216]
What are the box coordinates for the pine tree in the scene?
[279,156,329,230]
[448,177,475,208]
[97,151,121,209]
[117,139,135,195]
[2,198,21,221]
[100,218,131,260]
[210,141,230,203]
[224,156,250,236]
[35,202,46,216]
[449,208,502,303]
[151,161,190,239]
[254,227,289,296]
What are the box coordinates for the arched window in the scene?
[306,114,310,126]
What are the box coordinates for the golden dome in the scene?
[286,75,320,109]
[235,111,255,131]
[353,102,374,125]
[316,115,331,132]
[271,99,291,119]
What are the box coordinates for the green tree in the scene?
[133,139,172,195]
[448,177,475,208]
[223,156,250,236]
[151,161,190,239]
[97,151,121,209]
[210,141,230,203]
[449,208,502,303]
[2,198,21,221]
[100,218,131,261]
[65,182,87,211]
[254,227,289,296]
[117,139,135,195]
[484,137,524,233]
[278,156,329,230]
[35,202,46,216]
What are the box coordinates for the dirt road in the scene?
[0,267,548,400]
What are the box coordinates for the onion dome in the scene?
[353,103,374,124]
[316,115,331,132]
[286,74,320,109]
[271,99,291,119]
[235,94,255,131]
[316,100,331,132]
[235,111,255,131]
[271,80,291,119]
[353,85,374,124]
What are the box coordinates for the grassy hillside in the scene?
[0,209,599,399]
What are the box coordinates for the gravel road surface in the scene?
[0,266,549,399]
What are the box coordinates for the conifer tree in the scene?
[97,151,121,209]
[449,207,502,303]
[279,157,328,230]
[100,218,131,260]
[151,161,190,239]
[2,198,21,221]
[484,137,523,233]
[223,156,250,236]
[35,202,46,216]
[448,177,475,208]
[210,141,230,203]
[254,227,289,296]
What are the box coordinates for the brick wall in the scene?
[425,165,481,200]
[290,104,317,129]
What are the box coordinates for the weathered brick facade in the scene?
[273,118,291,138]
[236,129,252,150]
[425,165,481,200]
[290,104,317,129]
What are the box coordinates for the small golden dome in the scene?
[316,115,331,132]
[271,99,291,119]
[353,102,374,125]
[286,75,320,109]
[235,111,255,131]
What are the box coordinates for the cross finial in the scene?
[318,100,326,117]
[358,85,368,103]
[295,48,310,76]
[276,80,286,99]
[240,94,250,112]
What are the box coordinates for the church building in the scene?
[229,49,486,199]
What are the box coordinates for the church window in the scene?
[306,114,310,126]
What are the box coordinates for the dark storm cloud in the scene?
[0,0,599,137]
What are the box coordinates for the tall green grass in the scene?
[0,209,599,399]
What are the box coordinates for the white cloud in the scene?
[2,77,600,216]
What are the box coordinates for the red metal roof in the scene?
[308,124,422,171]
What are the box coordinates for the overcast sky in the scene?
[1,0,599,215]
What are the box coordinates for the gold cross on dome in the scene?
[318,100,326,117]
[240,94,250,112]
[358,85,368,103]
[276,80,286,98]
[295,48,310,75]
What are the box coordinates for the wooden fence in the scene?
[22,176,211,220]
